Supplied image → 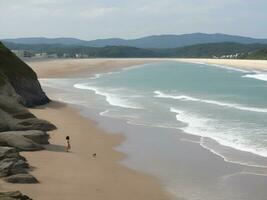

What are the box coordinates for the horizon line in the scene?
[2,32,267,41]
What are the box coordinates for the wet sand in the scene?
[1,58,171,200]
[176,58,267,71]
[2,58,267,200]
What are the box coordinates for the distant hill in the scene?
[3,33,267,49]
[2,37,86,46]
[244,49,267,60]
[155,43,267,58]
[3,41,267,59]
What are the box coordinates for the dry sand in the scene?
[1,58,170,200]
[28,58,161,78]
[176,58,267,71]
[2,58,266,199]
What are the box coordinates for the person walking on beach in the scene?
[66,136,71,152]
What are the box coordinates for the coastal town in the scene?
[11,49,247,59]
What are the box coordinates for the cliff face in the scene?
[0,42,50,107]
[0,42,56,190]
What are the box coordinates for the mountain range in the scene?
[3,33,267,49]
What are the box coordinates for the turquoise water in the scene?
[42,61,267,162]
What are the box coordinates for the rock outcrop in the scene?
[0,147,28,177]
[0,133,44,151]
[0,130,50,151]
[10,130,50,145]
[0,42,56,197]
[0,42,50,107]
[0,94,56,132]
[0,191,32,200]
[5,174,38,184]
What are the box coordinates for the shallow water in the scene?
[41,61,267,200]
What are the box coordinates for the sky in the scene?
[0,0,267,40]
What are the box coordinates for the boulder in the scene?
[5,173,38,184]
[0,158,15,177]
[0,121,9,132]
[16,118,56,132]
[0,133,44,151]
[0,94,56,132]
[0,191,32,200]
[21,130,49,144]
[0,95,35,120]
[1,130,50,145]
[0,158,28,177]
[0,147,20,160]
[0,147,29,177]
[10,160,29,174]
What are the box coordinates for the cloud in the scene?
[0,0,266,39]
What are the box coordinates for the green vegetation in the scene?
[242,49,267,59]
[155,43,267,58]
[3,41,267,60]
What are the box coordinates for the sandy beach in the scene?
[27,58,161,78]
[1,58,171,200]
[176,58,267,71]
[27,58,267,79]
[2,58,267,200]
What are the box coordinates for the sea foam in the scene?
[170,107,267,160]
[243,73,267,82]
[74,83,142,109]
[154,91,267,113]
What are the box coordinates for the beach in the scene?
[176,58,267,71]
[2,58,267,200]
[27,58,267,79]
[1,58,171,200]
[27,58,161,78]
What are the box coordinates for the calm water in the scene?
[41,61,267,199]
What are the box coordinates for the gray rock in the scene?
[0,147,29,177]
[10,160,29,174]
[0,158,15,177]
[5,173,38,184]
[0,94,56,132]
[17,118,56,132]
[0,191,32,200]
[0,95,34,120]
[1,130,50,145]
[21,130,49,144]
[0,157,28,178]
[0,147,19,160]
[0,121,9,132]
[0,133,44,151]
[0,42,50,107]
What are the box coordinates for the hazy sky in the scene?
[0,0,266,40]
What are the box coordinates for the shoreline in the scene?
[1,59,171,200]
[175,58,267,72]
[2,58,267,199]
[27,58,267,78]
[27,58,162,78]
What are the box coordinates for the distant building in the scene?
[12,50,34,58]
[35,52,47,58]
[220,53,240,59]
[63,53,70,58]
[47,53,58,58]
[75,53,82,58]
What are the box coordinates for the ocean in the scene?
[41,61,267,200]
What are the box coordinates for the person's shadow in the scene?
[44,144,68,153]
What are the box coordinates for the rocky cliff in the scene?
[0,42,56,198]
[0,42,50,107]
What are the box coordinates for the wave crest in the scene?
[74,83,142,109]
[243,73,267,82]
[154,91,267,113]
